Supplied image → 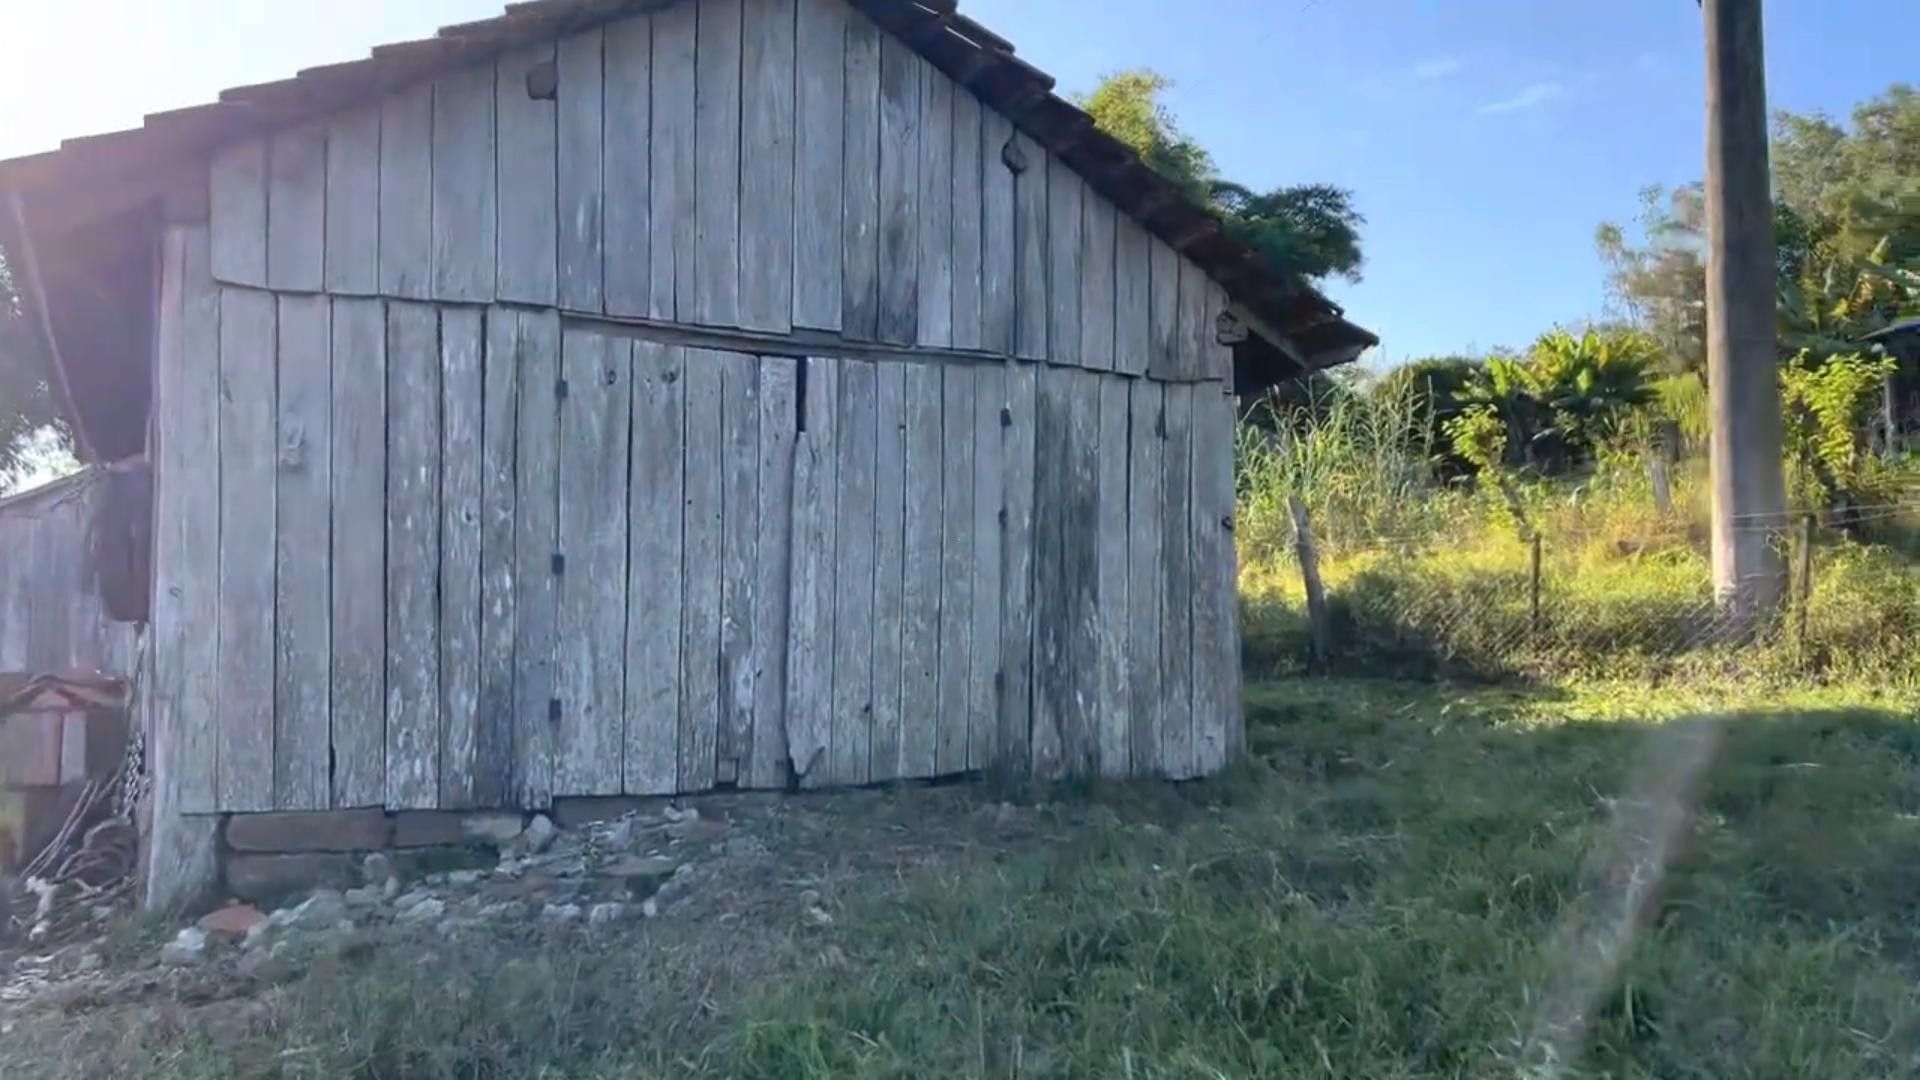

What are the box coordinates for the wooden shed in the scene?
[0,0,1373,901]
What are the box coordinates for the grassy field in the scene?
[7,678,1919,1078]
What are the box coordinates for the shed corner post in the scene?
[139,625,221,912]
[141,222,221,913]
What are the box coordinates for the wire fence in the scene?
[1243,497,1920,686]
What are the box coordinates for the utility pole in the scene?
[1703,0,1788,622]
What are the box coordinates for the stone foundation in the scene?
[198,793,778,904]
[211,807,537,903]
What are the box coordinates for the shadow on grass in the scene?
[708,681,1920,1079]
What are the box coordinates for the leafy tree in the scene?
[0,245,64,485]
[1594,185,1709,373]
[1772,87,1920,353]
[1597,84,1919,369]
[1079,70,1365,285]
[1210,181,1365,284]
[1525,328,1659,450]
[1445,329,1656,473]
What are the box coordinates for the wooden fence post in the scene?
[1529,532,1544,641]
[1649,456,1673,515]
[1796,513,1815,660]
[1287,496,1330,672]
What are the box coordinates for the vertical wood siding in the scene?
[206,2,1229,380]
[169,0,1253,813]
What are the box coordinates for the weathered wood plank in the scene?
[625,341,686,795]
[1190,387,1236,775]
[1064,370,1102,777]
[1029,366,1069,780]
[210,139,267,287]
[499,43,560,307]
[915,66,954,348]
[1147,236,1180,379]
[951,89,984,351]
[839,12,881,340]
[1095,376,1131,776]
[438,308,485,806]
[981,111,1016,357]
[793,0,845,331]
[935,367,974,774]
[1012,132,1048,361]
[555,330,631,797]
[325,106,381,295]
[1079,194,1116,372]
[968,364,1004,771]
[1178,257,1210,383]
[868,361,908,782]
[216,288,276,811]
[1125,380,1164,778]
[512,310,563,807]
[432,63,498,302]
[1047,161,1082,367]
[1114,217,1152,377]
[329,299,386,808]
[875,34,920,346]
[478,307,519,807]
[386,301,442,809]
[718,351,761,785]
[748,357,799,789]
[741,0,796,334]
[829,359,877,785]
[899,361,944,779]
[694,0,743,327]
[379,85,435,300]
[272,295,330,810]
[147,229,220,899]
[680,351,725,791]
[996,364,1036,779]
[560,28,602,311]
[267,125,325,292]
[784,356,839,785]
[651,0,697,320]
[603,16,652,316]
[155,227,222,813]
[1158,382,1195,778]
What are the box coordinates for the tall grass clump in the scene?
[1237,375,1468,562]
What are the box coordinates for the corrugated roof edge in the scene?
[0,0,1376,373]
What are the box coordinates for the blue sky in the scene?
[3,0,1913,367]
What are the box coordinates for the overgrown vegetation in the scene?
[1236,363,1920,687]
[1081,70,1366,285]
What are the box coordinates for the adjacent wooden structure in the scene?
[2,1,1377,843]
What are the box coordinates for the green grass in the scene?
[711,680,1920,1079]
[8,679,1919,1078]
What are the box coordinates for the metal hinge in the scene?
[555,378,570,401]
[551,552,566,576]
